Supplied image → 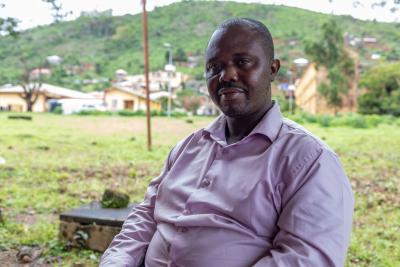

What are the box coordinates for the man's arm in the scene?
[100,134,193,267]
[253,150,354,267]
[99,164,167,267]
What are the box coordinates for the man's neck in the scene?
[225,102,273,145]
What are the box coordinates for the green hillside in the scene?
[0,1,399,90]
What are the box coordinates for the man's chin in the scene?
[220,106,249,118]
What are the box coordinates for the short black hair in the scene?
[217,18,275,60]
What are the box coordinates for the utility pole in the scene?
[142,0,152,151]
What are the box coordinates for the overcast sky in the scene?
[0,0,398,30]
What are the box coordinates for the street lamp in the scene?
[163,42,175,117]
[163,43,172,65]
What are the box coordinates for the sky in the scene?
[0,0,398,30]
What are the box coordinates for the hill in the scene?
[0,1,399,90]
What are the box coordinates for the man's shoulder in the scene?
[275,118,338,176]
[280,117,331,152]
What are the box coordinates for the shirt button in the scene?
[180,227,188,233]
[201,179,211,187]
[182,209,190,215]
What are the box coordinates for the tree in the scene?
[0,5,41,112]
[352,0,400,13]
[174,47,188,62]
[19,69,42,112]
[15,46,46,112]
[358,62,400,116]
[2,8,45,112]
[304,19,354,113]
[0,3,18,37]
[177,89,202,115]
[42,0,72,23]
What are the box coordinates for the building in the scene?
[104,86,161,112]
[0,83,93,112]
[114,69,188,94]
[29,68,52,80]
[294,63,358,115]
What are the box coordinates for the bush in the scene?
[344,115,368,128]
[364,115,382,128]
[301,112,318,123]
[318,115,333,127]
[101,189,130,209]
[51,106,63,114]
[286,114,305,124]
[328,114,367,128]
[288,112,395,129]
[76,110,113,116]
[170,111,187,117]
[118,110,145,116]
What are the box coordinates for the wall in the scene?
[104,88,161,112]
[0,93,47,112]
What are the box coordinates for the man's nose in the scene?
[219,64,238,83]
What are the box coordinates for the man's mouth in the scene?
[218,87,246,96]
[217,87,246,102]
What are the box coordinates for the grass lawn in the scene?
[0,112,399,266]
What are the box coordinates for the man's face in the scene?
[205,24,279,118]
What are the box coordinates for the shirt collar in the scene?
[203,101,283,143]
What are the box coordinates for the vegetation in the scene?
[18,71,43,112]
[1,2,400,89]
[100,189,130,209]
[177,88,202,115]
[304,19,354,113]
[0,3,18,37]
[0,113,399,266]
[42,0,72,23]
[358,62,400,116]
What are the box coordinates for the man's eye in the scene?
[236,58,251,66]
[206,63,220,72]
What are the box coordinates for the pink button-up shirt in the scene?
[101,103,354,267]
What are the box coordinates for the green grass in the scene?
[0,112,399,266]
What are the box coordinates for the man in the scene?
[101,18,354,267]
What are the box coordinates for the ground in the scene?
[0,113,399,266]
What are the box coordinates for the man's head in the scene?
[205,18,280,118]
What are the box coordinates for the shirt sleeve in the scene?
[253,149,354,267]
[99,151,173,267]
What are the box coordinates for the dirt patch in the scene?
[0,249,19,267]
[0,248,54,267]
[14,214,37,225]
[12,213,58,227]
[58,117,212,137]
[58,163,158,182]
[352,176,400,209]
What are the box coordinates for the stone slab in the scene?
[59,201,135,227]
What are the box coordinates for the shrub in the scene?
[286,114,305,124]
[318,115,333,127]
[51,106,63,114]
[300,112,318,123]
[341,114,368,128]
[76,110,113,116]
[364,115,382,128]
[118,110,145,116]
[101,189,130,209]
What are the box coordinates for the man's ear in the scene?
[270,59,280,81]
